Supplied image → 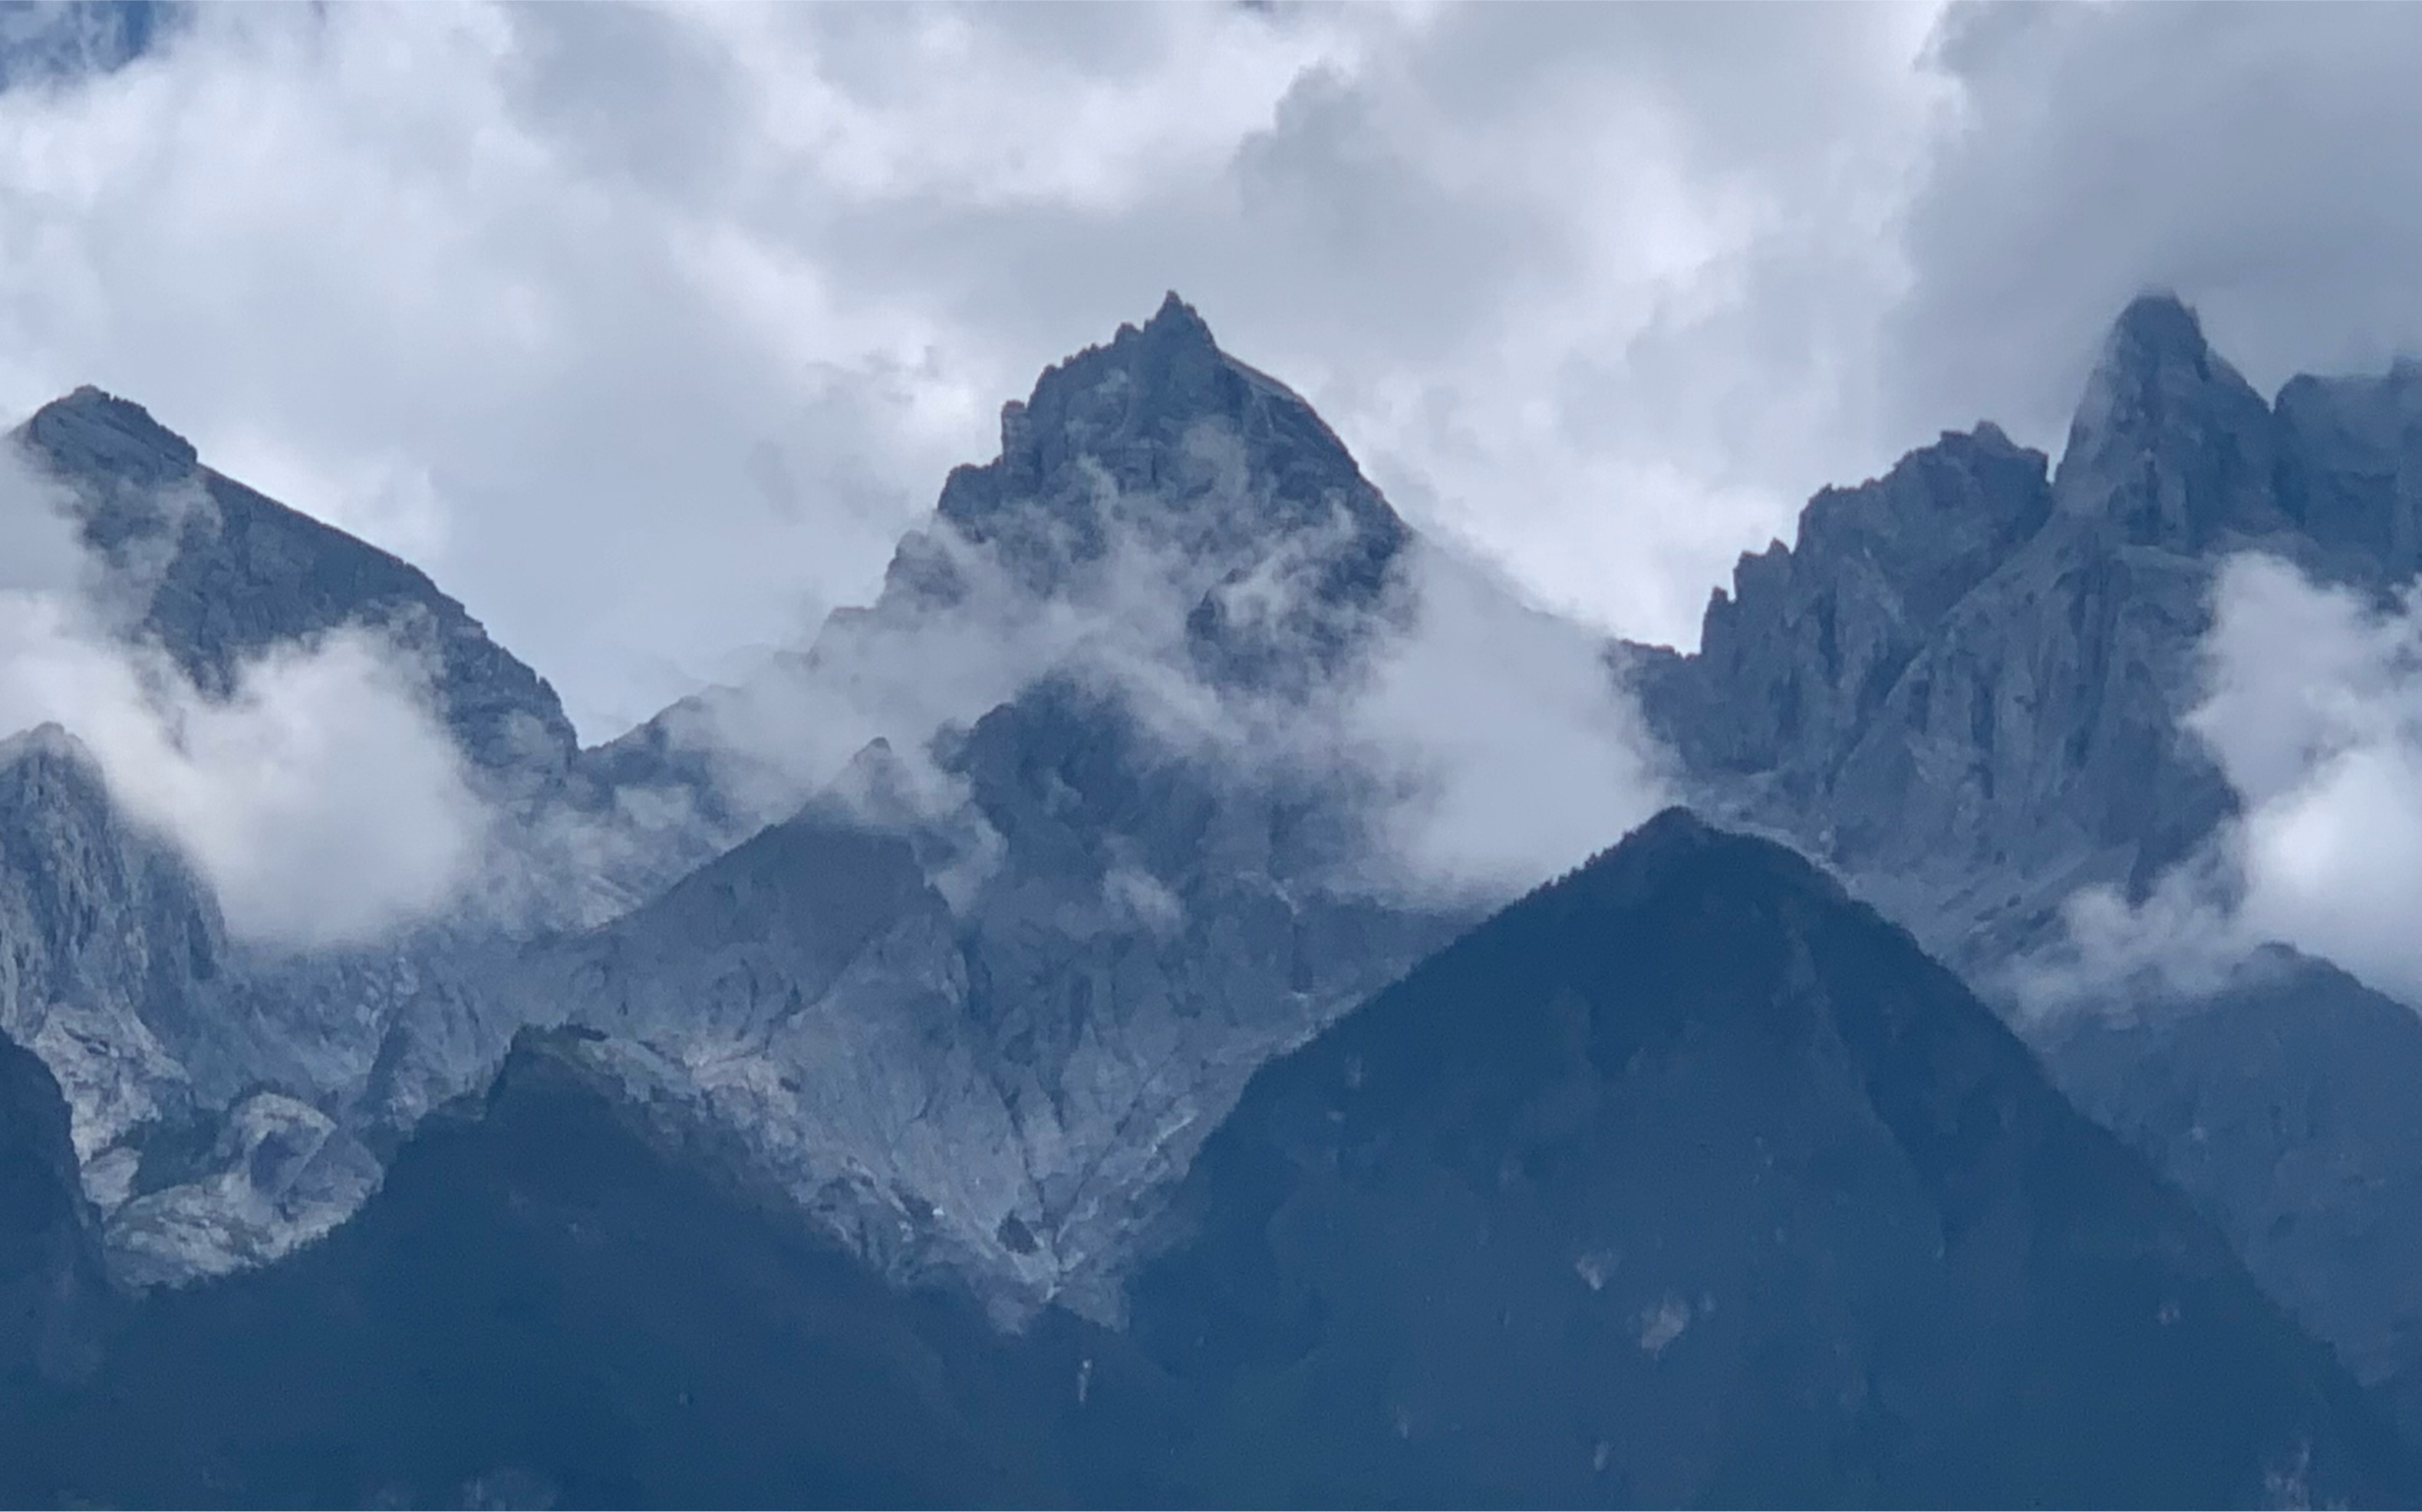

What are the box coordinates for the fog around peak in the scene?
[0,446,488,950]
[2018,552,2422,1013]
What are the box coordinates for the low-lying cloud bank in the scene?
[0,451,488,950]
[652,423,1673,911]
[2026,552,2422,1011]
[0,380,1671,954]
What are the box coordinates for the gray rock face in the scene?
[1646,421,2052,805]
[0,724,400,1285]
[1637,292,2422,1447]
[0,726,221,1202]
[388,298,1467,1314]
[1638,293,2397,974]
[104,1089,381,1290]
[532,687,1452,1318]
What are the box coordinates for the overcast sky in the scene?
[2,0,2420,741]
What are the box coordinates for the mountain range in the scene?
[0,289,2420,1504]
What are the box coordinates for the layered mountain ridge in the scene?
[10,812,2410,1507]
[4,288,2422,1506]
[1636,292,2422,975]
[0,295,1481,1313]
[1635,291,2422,1438]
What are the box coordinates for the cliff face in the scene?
[1632,293,2422,1440]
[1636,294,2413,973]
[0,726,222,1209]
[380,298,1471,1316]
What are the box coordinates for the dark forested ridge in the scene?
[5,812,2410,1508]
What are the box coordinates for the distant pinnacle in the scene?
[2054,290,2280,545]
[1140,290,1216,348]
[17,384,199,481]
[2104,291,2213,370]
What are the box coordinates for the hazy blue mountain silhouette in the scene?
[16,812,2411,1509]
[1125,809,2417,1507]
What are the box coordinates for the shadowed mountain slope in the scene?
[1125,809,2418,1507]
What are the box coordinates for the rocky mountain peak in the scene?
[0,723,101,785]
[1129,288,1219,348]
[20,386,197,489]
[912,294,1407,621]
[1662,420,2051,779]
[9,390,579,797]
[2053,291,2286,548]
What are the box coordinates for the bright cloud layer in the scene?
[0,453,487,949]
[2190,554,2422,1000]
[5,2,2422,823]
[2025,553,2422,1011]
[0,2,1955,739]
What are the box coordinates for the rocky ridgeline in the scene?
[11,288,2422,1461]
[1636,295,2422,977]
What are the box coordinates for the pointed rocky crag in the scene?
[925,290,1405,605]
[1637,290,2422,1477]
[1638,293,2343,970]
[578,292,1419,890]
[357,295,1471,1320]
[2053,290,2291,549]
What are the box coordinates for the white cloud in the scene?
[0,2,1958,743]
[0,450,488,950]
[1336,542,1671,900]
[8,0,2422,774]
[2188,554,2422,1001]
[648,418,1670,908]
[2022,553,2422,1012]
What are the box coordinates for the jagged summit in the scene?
[2055,290,2284,548]
[0,721,99,776]
[1638,288,2422,972]
[1122,288,1218,347]
[20,385,197,487]
[852,295,1413,692]
[931,292,1403,568]
[2106,289,2211,364]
